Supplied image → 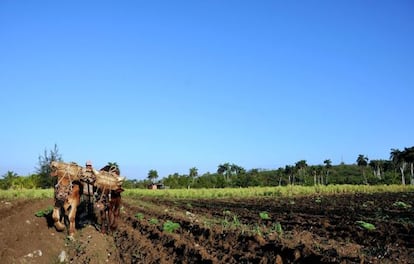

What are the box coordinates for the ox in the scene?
[94,165,124,234]
[50,161,83,237]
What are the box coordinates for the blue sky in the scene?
[1,0,413,180]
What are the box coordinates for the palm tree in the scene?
[390,148,406,185]
[231,164,245,175]
[403,147,414,185]
[147,169,158,184]
[357,154,369,184]
[188,167,198,189]
[217,163,232,183]
[311,165,323,185]
[277,167,284,186]
[284,165,294,185]
[323,159,332,185]
[1,171,18,189]
[295,160,308,184]
[369,159,384,180]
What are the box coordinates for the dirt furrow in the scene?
[1,191,413,263]
[117,202,220,263]
[120,200,326,263]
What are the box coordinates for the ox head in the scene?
[50,161,59,177]
[54,176,72,203]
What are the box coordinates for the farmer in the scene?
[81,160,96,225]
[85,160,93,171]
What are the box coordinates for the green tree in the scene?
[188,167,198,189]
[295,160,308,185]
[163,173,181,189]
[276,167,285,186]
[284,165,294,185]
[194,172,217,188]
[217,162,232,183]
[369,159,384,180]
[390,148,406,185]
[323,159,332,184]
[217,163,245,186]
[311,165,323,185]
[11,176,25,190]
[147,169,158,184]
[231,164,246,175]
[403,147,414,185]
[357,154,369,184]
[122,179,136,189]
[25,174,40,189]
[36,144,63,188]
[0,171,18,189]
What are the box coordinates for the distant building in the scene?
[147,183,165,190]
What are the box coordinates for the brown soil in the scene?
[0,191,413,263]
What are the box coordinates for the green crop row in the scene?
[1,184,412,200]
[0,189,54,199]
[123,184,414,199]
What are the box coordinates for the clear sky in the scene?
[1,0,413,180]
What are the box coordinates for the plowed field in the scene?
[1,191,413,263]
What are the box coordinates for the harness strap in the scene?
[99,187,107,202]
[55,164,74,198]
[56,175,66,186]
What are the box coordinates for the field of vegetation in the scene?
[123,184,414,198]
[1,185,413,263]
[1,184,413,199]
[2,145,414,190]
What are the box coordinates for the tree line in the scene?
[125,146,414,189]
[0,144,61,190]
[1,145,413,190]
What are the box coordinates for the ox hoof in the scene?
[54,222,66,232]
[67,234,75,241]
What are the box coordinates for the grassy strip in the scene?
[0,189,54,199]
[124,184,414,199]
[1,185,413,200]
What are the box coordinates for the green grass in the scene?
[123,185,414,199]
[0,189,54,199]
[0,184,413,200]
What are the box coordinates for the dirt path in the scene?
[0,198,65,263]
[0,198,120,263]
[1,192,413,263]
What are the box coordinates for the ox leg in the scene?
[52,206,65,231]
[101,209,108,234]
[107,209,114,233]
[68,186,81,237]
[109,205,120,232]
[108,210,115,231]
[94,201,106,233]
[67,205,77,237]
